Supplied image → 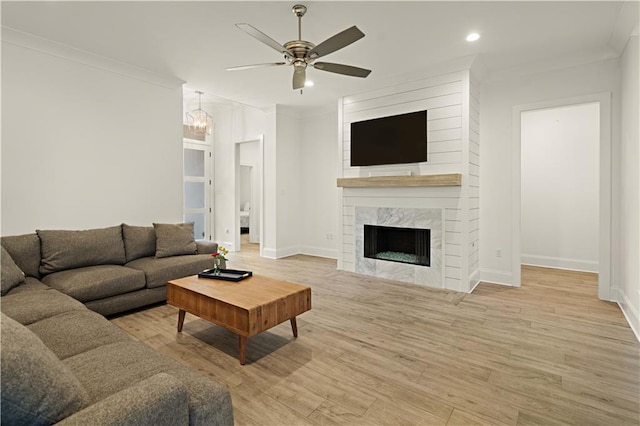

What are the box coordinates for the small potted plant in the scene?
[211,246,229,275]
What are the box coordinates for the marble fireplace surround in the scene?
[355,207,443,288]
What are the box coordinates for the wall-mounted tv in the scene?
[350,110,427,167]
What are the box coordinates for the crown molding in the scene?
[608,1,640,54]
[1,26,185,89]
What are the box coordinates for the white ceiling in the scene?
[2,1,636,111]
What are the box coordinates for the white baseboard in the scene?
[275,246,302,259]
[521,254,598,273]
[299,246,338,259]
[261,247,278,259]
[479,268,514,286]
[261,246,338,260]
[613,288,640,342]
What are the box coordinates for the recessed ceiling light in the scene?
[466,33,480,42]
[305,81,314,87]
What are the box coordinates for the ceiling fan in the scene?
[226,4,371,91]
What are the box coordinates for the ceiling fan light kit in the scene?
[226,4,371,91]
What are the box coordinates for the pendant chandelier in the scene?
[186,91,212,135]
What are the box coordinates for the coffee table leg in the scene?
[239,335,247,365]
[290,317,298,337]
[177,309,186,332]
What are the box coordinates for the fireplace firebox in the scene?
[364,225,430,266]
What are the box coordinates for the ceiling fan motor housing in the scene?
[284,40,316,62]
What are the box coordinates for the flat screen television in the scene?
[350,110,427,167]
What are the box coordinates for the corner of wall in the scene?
[614,287,640,342]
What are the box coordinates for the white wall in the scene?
[273,105,302,258]
[299,108,340,258]
[1,37,184,236]
[480,58,621,286]
[617,33,639,337]
[520,103,600,272]
[239,166,251,208]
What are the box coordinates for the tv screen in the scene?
[350,110,427,167]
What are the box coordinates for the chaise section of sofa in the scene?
[1,306,233,426]
[1,244,234,425]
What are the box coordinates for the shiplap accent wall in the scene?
[468,76,481,290]
[338,70,479,292]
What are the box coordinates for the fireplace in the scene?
[353,207,442,287]
[364,225,430,267]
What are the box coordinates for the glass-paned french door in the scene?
[183,140,212,241]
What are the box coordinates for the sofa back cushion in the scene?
[1,313,90,424]
[153,223,197,258]
[1,233,41,278]
[1,247,26,296]
[122,224,156,262]
[37,226,126,275]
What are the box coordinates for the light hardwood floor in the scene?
[111,240,640,425]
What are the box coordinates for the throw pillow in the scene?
[1,247,26,296]
[1,233,42,278]
[0,313,90,424]
[37,226,126,275]
[122,224,156,262]
[153,223,197,258]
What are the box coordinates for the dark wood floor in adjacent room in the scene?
[111,240,640,425]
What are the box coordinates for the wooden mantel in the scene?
[337,173,462,188]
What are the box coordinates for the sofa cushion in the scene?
[125,254,215,289]
[27,310,130,360]
[196,240,219,255]
[122,224,156,262]
[41,265,146,303]
[1,246,25,296]
[1,286,86,326]
[1,233,41,278]
[37,226,126,275]
[85,287,166,316]
[153,222,197,258]
[64,341,234,425]
[1,313,90,425]
[56,373,190,426]
[4,276,49,295]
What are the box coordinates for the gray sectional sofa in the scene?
[1,223,233,425]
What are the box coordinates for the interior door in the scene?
[183,141,212,241]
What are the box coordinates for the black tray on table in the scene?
[198,268,253,282]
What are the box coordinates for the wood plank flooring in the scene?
[110,240,639,425]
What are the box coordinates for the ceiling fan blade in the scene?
[293,67,306,90]
[236,23,293,58]
[313,62,371,78]
[225,62,287,71]
[308,26,365,59]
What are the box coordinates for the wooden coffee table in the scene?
[166,274,311,364]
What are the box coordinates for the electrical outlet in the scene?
[496,248,502,258]
[326,234,334,240]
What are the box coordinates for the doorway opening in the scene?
[512,93,612,300]
[234,136,264,255]
[520,102,599,273]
